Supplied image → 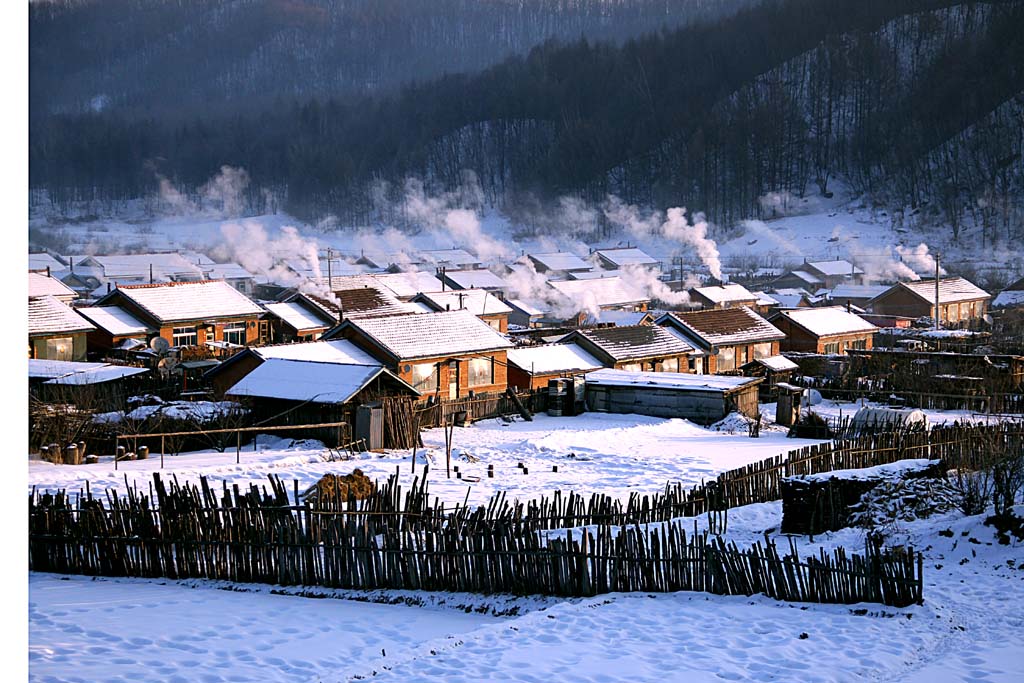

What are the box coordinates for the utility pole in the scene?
[326,247,332,287]
[934,251,941,331]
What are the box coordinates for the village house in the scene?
[89,280,265,353]
[826,284,891,310]
[411,289,512,332]
[76,305,156,355]
[568,269,623,280]
[560,325,696,373]
[770,306,878,354]
[369,271,446,300]
[548,276,649,320]
[749,291,780,316]
[420,249,482,270]
[581,310,655,327]
[506,343,605,391]
[66,253,207,285]
[992,276,1024,310]
[591,247,659,271]
[866,277,991,326]
[29,271,79,304]
[325,276,419,319]
[439,269,507,292]
[527,252,593,275]
[506,298,547,329]
[765,288,815,311]
[771,259,864,291]
[28,252,65,273]
[655,307,785,375]
[28,296,95,361]
[205,338,380,397]
[322,310,513,400]
[263,293,340,342]
[688,283,758,310]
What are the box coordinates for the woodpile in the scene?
[300,470,376,505]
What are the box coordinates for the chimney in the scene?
[69,256,74,273]
[106,282,111,294]
[149,263,154,284]
[45,265,50,277]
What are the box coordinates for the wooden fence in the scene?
[29,471,922,606]
[414,390,548,429]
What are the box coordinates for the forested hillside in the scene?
[29,0,1024,240]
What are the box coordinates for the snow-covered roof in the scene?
[263,302,334,332]
[582,310,652,327]
[99,280,264,323]
[806,259,863,277]
[28,296,95,336]
[829,284,890,300]
[252,339,380,366]
[750,291,779,306]
[419,249,481,267]
[691,283,756,305]
[573,325,694,362]
[75,306,154,336]
[569,269,623,280]
[506,299,546,316]
[28,253,64,272]
[594,248,658,267]
[28,272,77,299]
[506,343,604,375]
[585,368,761,393]
[29,359,103,380]
[993,290,1024,308]
[204,262,255,281]
[746,355,799,372]
[788,270,824,285]
[414,290,513,316]
[71,253,206,281]
[659,307,785,347]
[773,306,877,337]
[890,278,991,305]
[549,277,648,308]
[44,364,150,385]
[371,271,446,299]
[225,359,413,404]
[528,252,592,272]
[338,310,513,361]
[441,269,507,290]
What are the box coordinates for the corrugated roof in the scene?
[893,278,991,305]
[528,252,592,272]
[506,343,604,375]
[101,281,264,323]
[662,307,784,347]
[28,272,77,299]
[774,306,877,337]
[594,248,658,267]
[691,283,756,305]
[372,271,446,298]
[585,368,761,393]
[264,302,334,332]
[442,269,507,290]
[28,296,95,336]
[575,325,694,362]
[342,310,512,360]
[415,290,513,316]
[76,306,153,336]
[226,359,410,403]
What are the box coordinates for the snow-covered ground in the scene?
[29,412,827,507]
[29,499,1024,682]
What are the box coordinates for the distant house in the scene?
[205,338,380,397]
[67,253,207,284]
[749,291,780,316]
[867,278,991,325]
[263,293,339,342]
[581,310,654,327]
[506,343,604,391]
[326,277,418,320]
[766,288,815,311]
[656,307,785,374]
[772,259,863,290]
[993,277,1024,309]
[548,277,649,319]
[770,306,878,354]
[28,253,65,273]
[420,249,482,270]
[370,271,446,300]
[826,284,890,310]
[322,310,513,400]
[28,272,79,304]
[90,280,264,352]
[568,269,623,281]
[592,248,659,271]
[28,296,95,361]
[688,283,757,310]
[411,290,512,332]
[561,325,695,373]
[439,269,507,292]
[203,262,258,296]
[506,299,547,329]
[527,252,592,275]
[584,369,763,424]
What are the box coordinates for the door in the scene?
[448,360,460,400]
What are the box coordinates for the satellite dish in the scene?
[983,314,993,326]
[150,336,171,353]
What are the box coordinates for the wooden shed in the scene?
[584,369,763,425]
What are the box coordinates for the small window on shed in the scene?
[45,337,73,361]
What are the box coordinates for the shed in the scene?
[506,343,604,390]
[584,369,762,424]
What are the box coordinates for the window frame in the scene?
[45,336,74,361]
[222,322,247,346]
[411,362,440,393]
[467,356,494,388]
[172,326,198,347]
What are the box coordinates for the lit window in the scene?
[468,357,494,387]
[718,347,735,372]
[661,357,679,372]
[45,337,73,361]
[752,343,773,360]
[411,363,439,393]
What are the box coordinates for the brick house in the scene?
[688,283,758,310]
[411,290,512,332]
[560,325,695,373]
[655,307,785,374]
[28,296,95,361]
[506,343,604,390]
[866,278,991,326]
[322,310,513,400]
[76,305,155,354]
[89,280,264,352]
[770,306,878,354]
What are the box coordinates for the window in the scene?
[172,327,197,347]
[621,363,642,372]
[660,357,679,373]
[849,338,867,350]
[486,318,502,331]
[823,342,839,354]
[223,323,247,346]
[411,363,439,393]
[45,337,73,361]
[752,343,773,360]
[718,347,735,372]
[468,357,494,387]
